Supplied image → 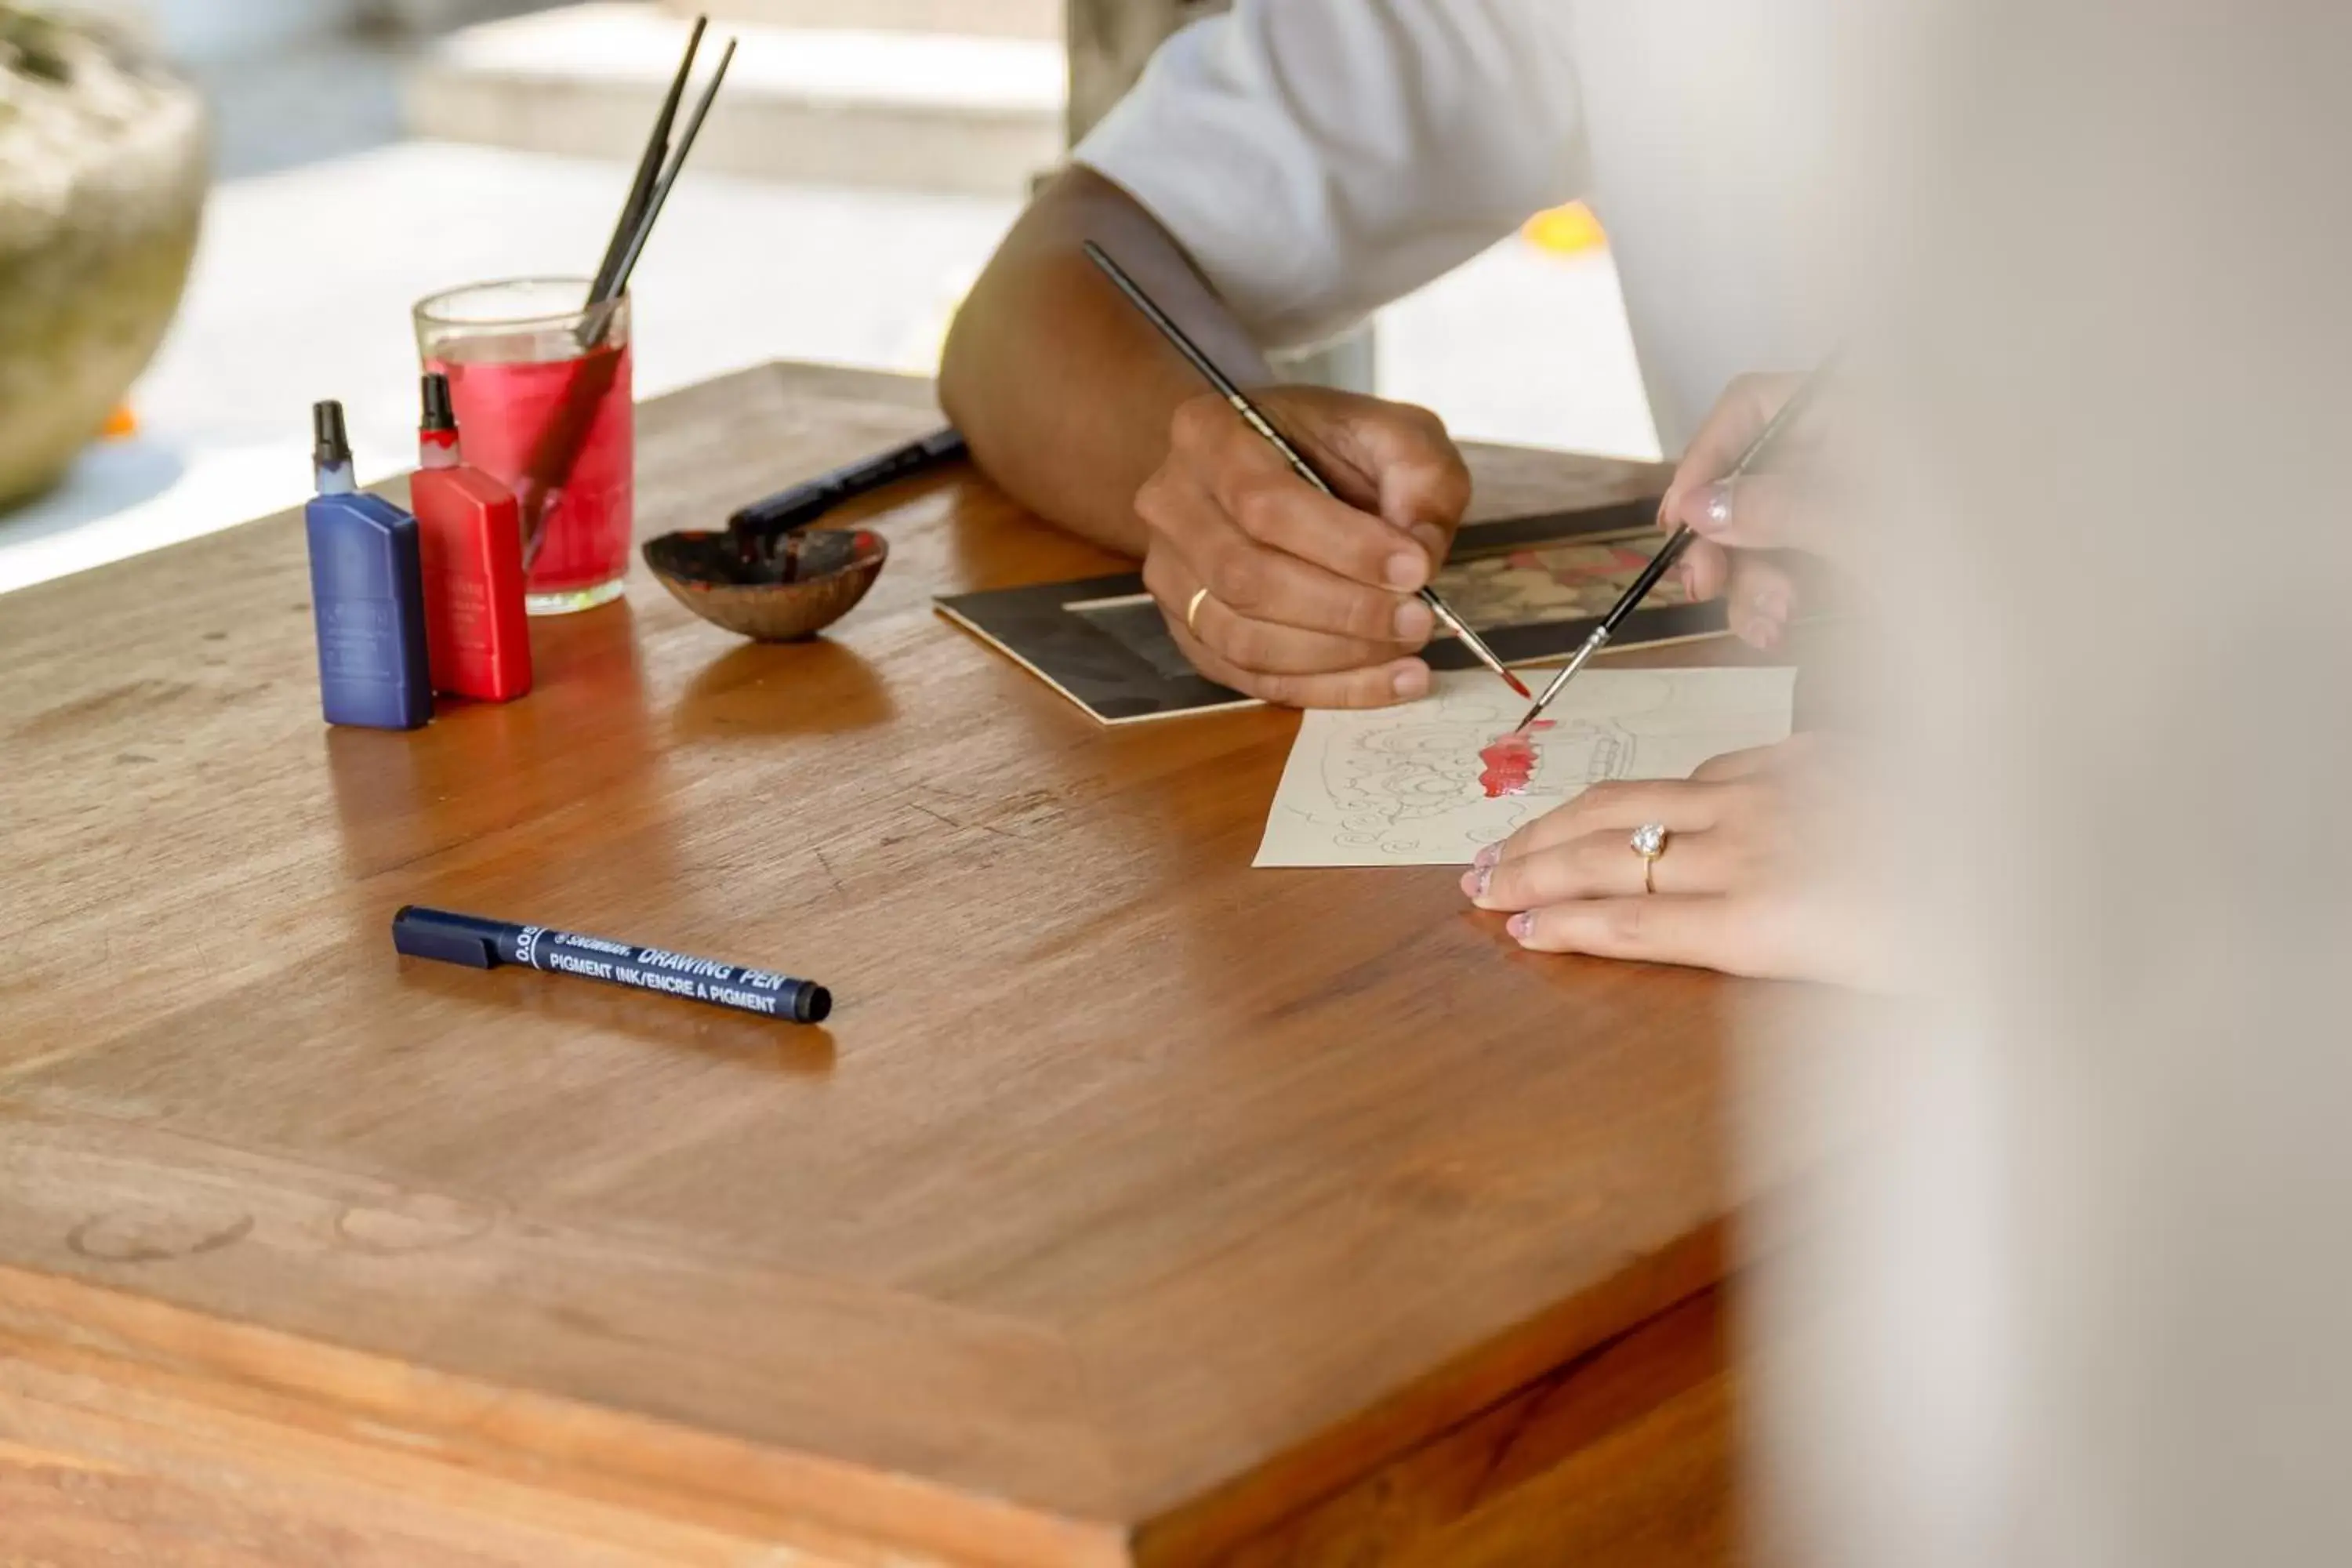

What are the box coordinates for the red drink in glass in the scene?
[415,280,635,615]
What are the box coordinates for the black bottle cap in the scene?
[419,372,457,434]
[311,399,350,467]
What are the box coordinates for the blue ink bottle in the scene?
[305,400,431,730]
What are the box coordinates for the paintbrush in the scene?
[579,34,734,347]
[1508,361,1837,732]
[522,27,735,566]
[585,13,706,315]
[1080,241,1531,701]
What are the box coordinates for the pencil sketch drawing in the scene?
[1254,666,1798,867]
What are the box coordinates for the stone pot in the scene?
[0,8,205,510]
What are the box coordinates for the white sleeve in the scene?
[1074,0,1587,352]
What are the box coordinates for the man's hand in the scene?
[1136,387,1472,708]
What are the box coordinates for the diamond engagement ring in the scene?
[1630,822,1670,895]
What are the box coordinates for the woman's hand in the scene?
[1659,372,1846,651]
[1458,733,1890,987]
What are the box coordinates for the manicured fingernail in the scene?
[1691,481,1734,535]
[1473,842,1501,869]
[1392,663,1429,699]
[1385,552,1426,590]
[1393,599,1432,641]
[1506,913,1534,941]
[1459,869,1485,898]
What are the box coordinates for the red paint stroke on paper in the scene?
[1477,720,1555,798]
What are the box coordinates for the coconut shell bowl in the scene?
[642,526,888,641]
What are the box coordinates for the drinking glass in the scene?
[413,278,634,615]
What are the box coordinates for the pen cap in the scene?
[390,906,507,967]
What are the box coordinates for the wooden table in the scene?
[0,363,1762,1566]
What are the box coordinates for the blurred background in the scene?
[0,0,1657,595]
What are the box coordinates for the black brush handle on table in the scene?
[1079,240,1530,700]
[727,426,968,546]
[1512,360,1838,731]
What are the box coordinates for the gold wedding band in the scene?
[1185,586,1211,635]
[1630,822,1669,895]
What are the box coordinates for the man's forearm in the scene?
[939,168,1272,557]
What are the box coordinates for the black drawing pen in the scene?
[392,906,832,1024]
[727,426,967,545]
[1080,241,1532,701]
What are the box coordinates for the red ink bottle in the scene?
[412,372,531,702]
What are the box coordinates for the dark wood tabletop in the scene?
[0,361,1772,1566]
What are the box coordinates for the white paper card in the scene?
[1253,666,1797,867]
